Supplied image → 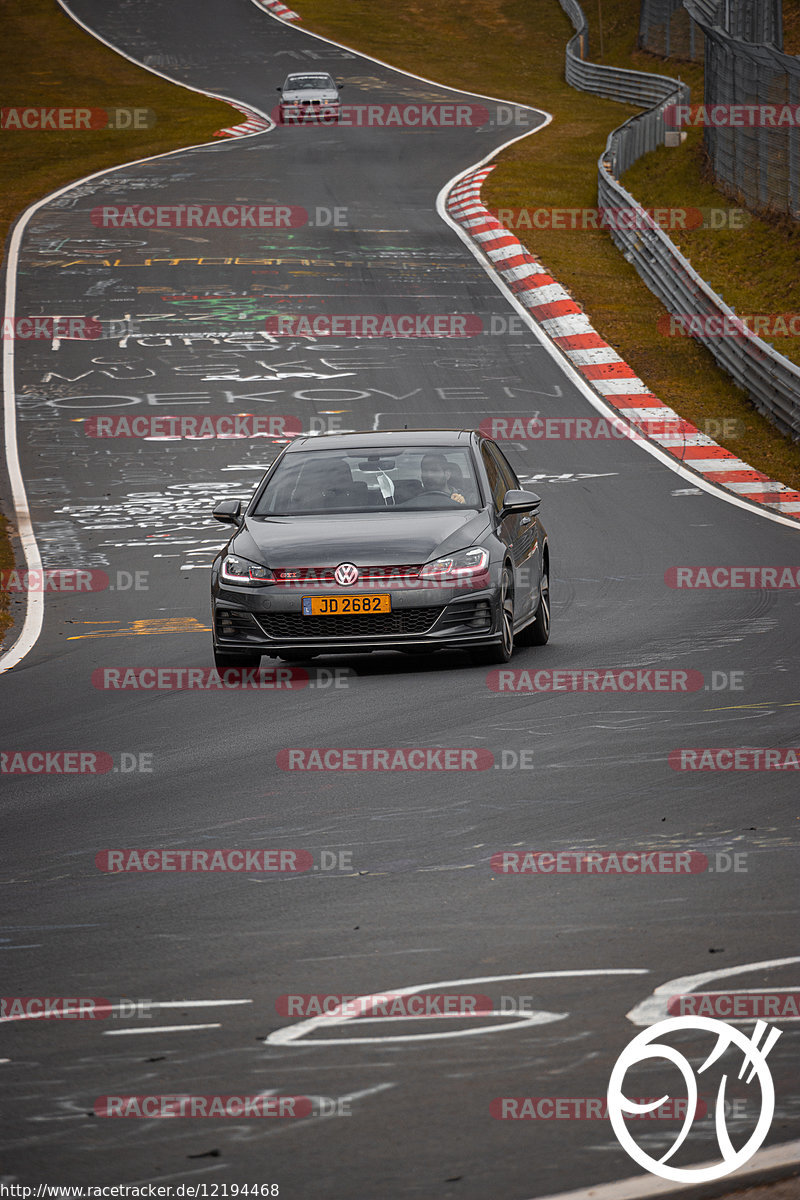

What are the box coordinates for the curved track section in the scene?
[0,2,798,1195]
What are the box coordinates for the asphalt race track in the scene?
[1,1,798,1195]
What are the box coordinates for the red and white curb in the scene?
[447,165,800,523]
[213,102,272,138]
[252,0,301,20]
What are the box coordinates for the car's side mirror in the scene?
[276,86,282,92]
[337,82,344,89]
[499,488,541,517]
[212,499,242,525]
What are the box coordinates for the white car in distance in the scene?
[277,73,342,124]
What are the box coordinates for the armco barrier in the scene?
[557,0,800,442]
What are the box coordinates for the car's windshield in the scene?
[253,447,483,516]
[285,75,335,90]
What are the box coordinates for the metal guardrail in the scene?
[555,0,800,442]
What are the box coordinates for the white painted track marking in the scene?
[266,969,648,1046]
[523,1137,800,1200]
[103,1023,221,1035]
[627,957,800,1026]
[0,3,273,675]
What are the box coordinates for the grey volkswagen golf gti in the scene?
[210,429,549,667]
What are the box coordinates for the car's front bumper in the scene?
[279,103,339,123]
[211,580,502,655]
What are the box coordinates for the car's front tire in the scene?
[213,647,263,670]
[525,563,550,646]
[472,565,514,665]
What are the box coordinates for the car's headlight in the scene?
[419,546,490,580]
[220,555,274,586]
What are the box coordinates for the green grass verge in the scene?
[295,0,800,493]
[0,0,238,643]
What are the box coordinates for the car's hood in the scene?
[233,510,491,568]
[282,89,337,102]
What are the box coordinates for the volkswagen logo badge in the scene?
[334,562,359,586]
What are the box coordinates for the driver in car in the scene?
[420,453,466,504]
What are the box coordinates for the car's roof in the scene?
[284,72,334,81]
[284,429,477,453]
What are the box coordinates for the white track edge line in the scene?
[251,0,800,533]
[0,5,275,674]
[248,0,557,110]
[437,179,800,533]
[525,1137,800,1200]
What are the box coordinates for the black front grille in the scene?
[256,608,438,639]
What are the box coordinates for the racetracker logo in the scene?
[487,669,704,693]
[95,849,314,872]
[1,997,110,1019]
[276,993,494,1017]
[2,317,101,340]
[1,107,155,130]
[92,204,308,228]
[93,667,311,690]
[95,1095,313,1118]
[83,414,301,438]
[265,314,482,338]
[665,567,800,588]
[491,851,709,873]
[659,313,800,338]
[488,207,748,231]
[665,103,800,127]
[0,569,115,592]
[491,1097,706,1119]
[277,748,494,770]
[669,748,800,770]
[1,751,114,774]
[667,992,800,1019]
[478,417,679,441]
[276,102,492,127]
